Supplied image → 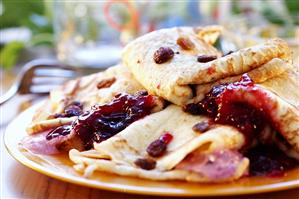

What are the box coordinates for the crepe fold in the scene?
[70,105,249,182]
[122,26,291,106]
[194,61,299,154]
[122,26,298,154]
[24,25,299,183]
[27,64,144,134]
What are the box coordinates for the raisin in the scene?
[146,140,167,157]
[192,121,210,133]
[177,37,195,50]
[146,133,173,157]
[197,55,217,63]
[183,103,203,115]
[97,77,116,89]
[134,158,156,170]
[153,47,174,64]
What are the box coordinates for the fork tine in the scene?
[30,84,60,94]
[32,77,69,84]
[34,68,77,78]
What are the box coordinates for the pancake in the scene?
[70,105,249,182]
[122,26,291,105]
[189,60,299,153]
[122,26,298,155]
[21,25,299,183]
[23,65,165,154]
[27,64,145,134]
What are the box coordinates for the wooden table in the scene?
[1,70,298,199]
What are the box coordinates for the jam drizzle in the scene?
[47,93,157,149]
[184,74,299,176]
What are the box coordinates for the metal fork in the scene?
[0,59,100,105]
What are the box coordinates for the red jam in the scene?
[159,132,173,144]
[185,74,274,146]
[184,74,299,176]
[47,93,157,149]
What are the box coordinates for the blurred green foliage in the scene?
[1,0,45,28]
[0,0,53,69]
[285,0,299,14]
[0,41,24,69]
[231,0,299,25]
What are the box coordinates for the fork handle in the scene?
[0,85,18,105]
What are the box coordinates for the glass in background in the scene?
[52,1,122,68]
[200,0,299,63]
[51,0,202,68]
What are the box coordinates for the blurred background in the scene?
[0,0,298,136]
[0,0,298,71]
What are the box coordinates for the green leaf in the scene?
[0,41,25,69]
[0,0,44,28]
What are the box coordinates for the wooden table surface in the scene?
[1,69,298,199]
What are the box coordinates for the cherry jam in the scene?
[184,74,299,176]
[47,93,157,149]
[185,74,273,146]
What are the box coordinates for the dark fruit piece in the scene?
[134,158,156,170]
[146,140,167,157]
[197,55,217,63]
[146,133,173,157]
[192,121,210,133]
[153,47,174,64]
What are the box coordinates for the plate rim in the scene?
[4,101,299,197]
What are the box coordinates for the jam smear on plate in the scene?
[184,74,299,176]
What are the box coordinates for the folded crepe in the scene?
[122,27,291,105]
[22,25,299,183]
[68,64,298,182]
[22,64,164,154]
[70,105,249,182]
[27,64,145,134]
[122,27,298,154]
